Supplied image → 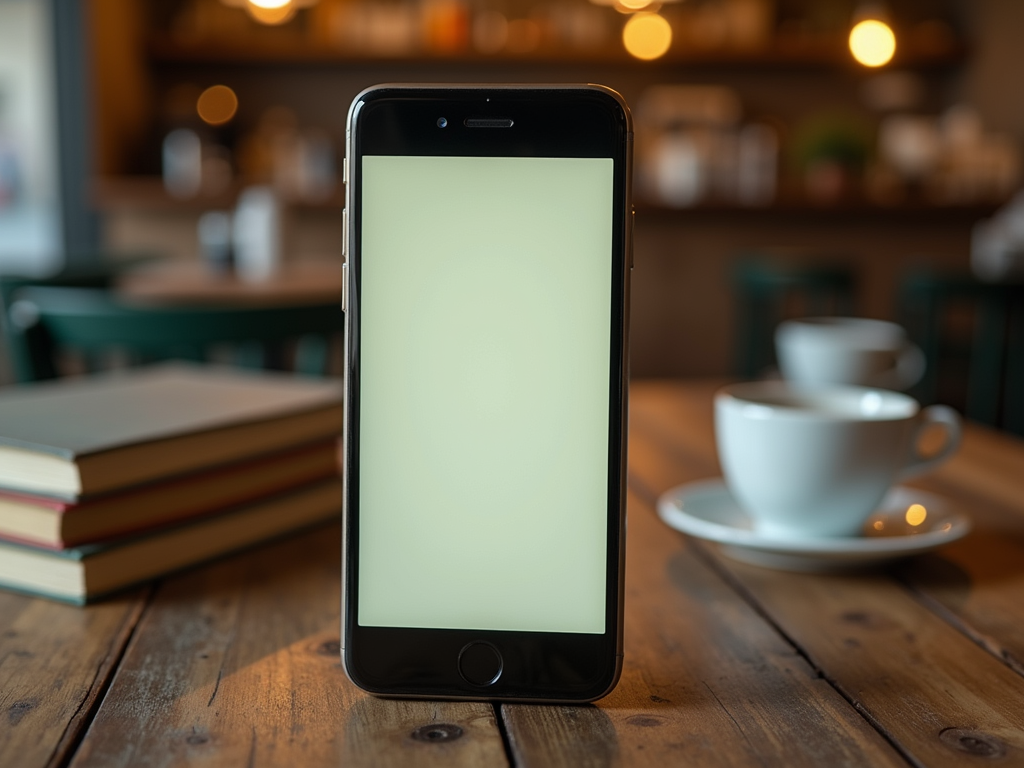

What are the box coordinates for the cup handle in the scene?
[873,342,925,391]
[897,342,926,390]
[898,404,962,480]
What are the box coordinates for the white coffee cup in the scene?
[775,317,925,390]
[715,381,961,539]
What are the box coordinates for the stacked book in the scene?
[0,363,344,603]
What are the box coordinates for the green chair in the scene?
[899,271,1024,435]
[733,256,856,378]
[6,286,343,382]
[0,257,165,382]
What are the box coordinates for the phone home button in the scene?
[458,642,503,687]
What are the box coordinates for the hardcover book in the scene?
[0,478,342,604]
[0,363,343,499]
[0,440,340,548]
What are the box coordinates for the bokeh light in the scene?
[905,503,927,526]
[197,85,239,126]
[247,5,295,24]
[618,0,656,11]
[849,19,896,67]
[623,13,672,61]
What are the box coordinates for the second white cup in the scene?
[775,317,925,391]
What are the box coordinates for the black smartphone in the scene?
[341,84,632,702]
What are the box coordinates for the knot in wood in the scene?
[411,724,464,743]
[627,715,664,728]
[317,640,342,657]
[840,611,896,631]
[8,699,38,727]
[939,728,1007,759]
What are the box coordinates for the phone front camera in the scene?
[437,117,448,128]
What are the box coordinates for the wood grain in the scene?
[502,482,906,768]
[0,587,147,768]
[896,424,1024,677]
[628,380,1024,766]
[928,424,1024,519]
[69,523,508,768]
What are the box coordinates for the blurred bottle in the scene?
[878,115,941,185]
[197,210,234,275]
[638,85,777,208]
[237,107,337,202]
[654,135,706,206]
[876,105,1022,204]
[233,186,281,283]
[933,105,1021,203]
[292,129,337,202]
[163,128,202,199]
[0,132,22,209]
[736,124,778,205]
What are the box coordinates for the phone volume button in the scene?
[342,208,348,258]
[341,263,348,313]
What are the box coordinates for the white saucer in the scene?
[656,479,971,572]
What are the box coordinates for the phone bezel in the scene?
[342,84,632,702]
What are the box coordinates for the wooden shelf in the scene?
[91,177,344,213]
[92,176,998,222]
[146,35,965,71]
[637,199,999,222]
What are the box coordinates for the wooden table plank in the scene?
[0,587,147,768]
[897,426,1024,677]
[502,483,907,768]
[628,380,1024,766]
[69,523,508,768]
[928,425,1024,519]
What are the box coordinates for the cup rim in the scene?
[777,316,903,331]
[715,380,920,422]
[775,317,906,349]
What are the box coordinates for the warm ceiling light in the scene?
[247,5,295,24]
[197,85,239,126]
[849,19,896,67]
[248,0,290,8]
[623,13,672,60]
[618,0,656,10]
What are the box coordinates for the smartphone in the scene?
[341,84,632,702]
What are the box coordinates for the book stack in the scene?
[0,363,344,604]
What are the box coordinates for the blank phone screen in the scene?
[357,155,614,634]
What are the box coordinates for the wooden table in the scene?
[4,380,1024,767]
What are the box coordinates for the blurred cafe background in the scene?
[0,0,1022,432]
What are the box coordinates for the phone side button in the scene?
[342,207,348,258]
[458,642,503,687]
[341,263,348,312]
